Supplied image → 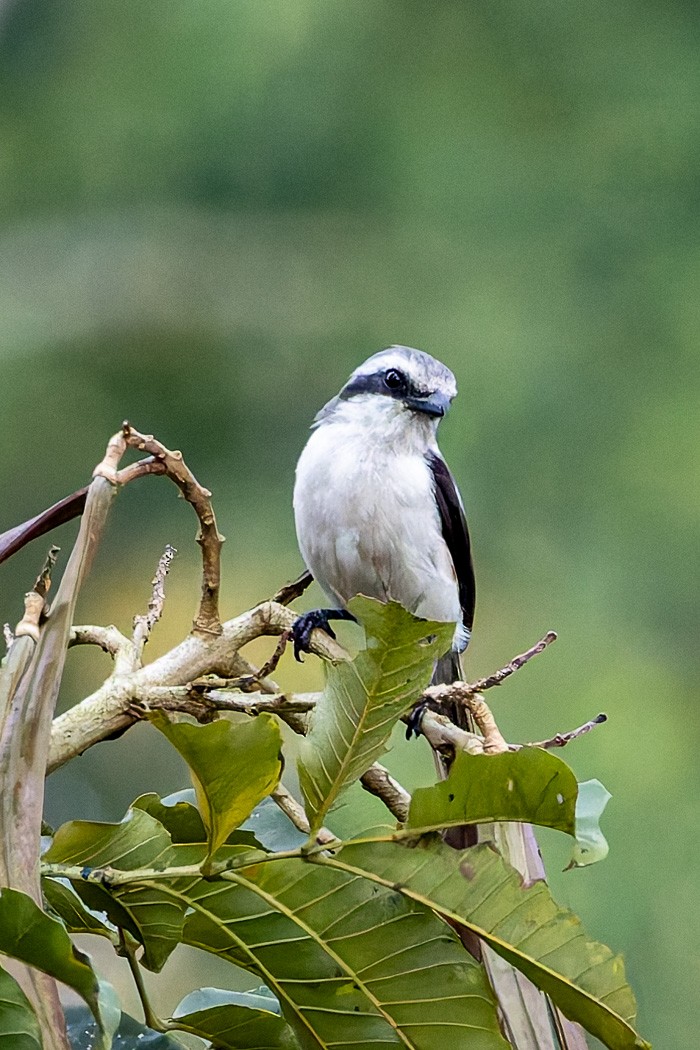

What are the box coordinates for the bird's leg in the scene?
[292,608,357,662]
[405,697,444,740]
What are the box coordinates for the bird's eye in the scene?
[383,369,405,391]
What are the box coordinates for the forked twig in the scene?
[513,713,607,751]
[121,423,225,638]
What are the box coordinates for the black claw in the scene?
[291,609,356,662]
[405,700,430,740]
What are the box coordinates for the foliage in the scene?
[0,582,648,1049]
[0,6,696,1046]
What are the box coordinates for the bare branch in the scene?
[122,423,225,638]
[133,544,176,654]
[415,707,485,757]
[270,783,336,846]
[360,764,411,823]
[256,631,290,680]
[468,631,557,693]
[514,713,607,751]
[69,624,130,656]
[92,428,127,483]
[69,624,139,675]
[49,600,347,773]
[272,570,313,606]
[422,683,509,754]
[128,685,317,723]
[116,456,167,486]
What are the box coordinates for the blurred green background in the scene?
[0,1,698,1045]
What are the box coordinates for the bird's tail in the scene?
[431,649,478,848]
[431,648,588,1050]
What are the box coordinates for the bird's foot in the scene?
[405,698,442,740]
[291,609,356,662]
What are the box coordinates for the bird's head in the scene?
[314,346,457,430]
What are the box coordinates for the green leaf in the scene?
[149,711,283,859]
[408,748,578,835]
[298,597,454,833]
[42,878,117,941]
[65,1007,183,1049]
[567,779,612,869]
[0,962,42,1050]
[0,888,103,1032]
[132,791,208,843]
[320,837,650,1050]
[133,791,263,850]
[179,854,507,1049]
[171,987,300,1049]
[42,808,195,972]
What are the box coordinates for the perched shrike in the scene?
[292,346,475,689]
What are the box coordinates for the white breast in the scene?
[293,401,462,629]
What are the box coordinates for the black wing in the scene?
[427,451,476,633]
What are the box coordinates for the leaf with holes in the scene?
[319,837,650,1050]
[407,748,578,836]
[298,596,454,833]
[177,853,508,1050]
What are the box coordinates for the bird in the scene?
[293,352,583,1047]
[292,345,475,694]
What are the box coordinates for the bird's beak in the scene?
[404,391,451,418]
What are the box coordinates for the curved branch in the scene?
[122,423,225,638]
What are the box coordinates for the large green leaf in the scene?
[170,852,508,1049]
[407,748,577,836]
[0,888,103,1033]
[0,962,42,1050]
[149,711,283,861]
[42,809,196,972]
[171,987,300,1048]
[298,597,454,833]
[318,838,649,1050]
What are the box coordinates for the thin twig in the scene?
[256,631,291,680]
[513,713,607,751]
[128,686,317,722]
[122,423,225,638]
[272,570,313,606]
[132,544,176,653]
[467,631,557,693]
[33,546,60,602]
